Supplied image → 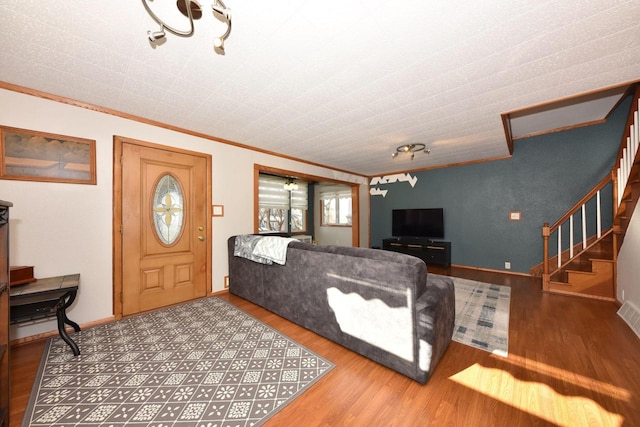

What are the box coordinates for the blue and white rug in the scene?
[433,275,511,357]
[22,297,334,427]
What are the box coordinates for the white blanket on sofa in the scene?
[234,235,297,265]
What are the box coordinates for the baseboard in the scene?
[10,315,116,347]
[451,263,533,278]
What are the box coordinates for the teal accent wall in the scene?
[370,95,632,273]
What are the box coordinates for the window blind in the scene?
[319,188,351,200]
[258,175,308,209]
[258,175,289,209]
[291,182,308,209]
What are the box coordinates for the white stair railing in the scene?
[549,187,607,270]
[542,174,612,283]
[617,97,640,207]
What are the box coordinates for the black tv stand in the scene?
[382,238,451,267]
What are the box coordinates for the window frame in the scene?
[257,174,308,234]
[253,164,360,247]
[320,190,352,227]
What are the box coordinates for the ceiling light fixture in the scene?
[391,143,431,160]
[147,28,166,42]
[284,179,299,191]
[141,0,232,54]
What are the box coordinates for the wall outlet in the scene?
[224,276,229,289]
[622,290,625,301]
[504,262,511,270]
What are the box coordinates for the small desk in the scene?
[10,274,81,356]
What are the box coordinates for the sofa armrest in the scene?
[228,236,268,304]
[415,274,455,382]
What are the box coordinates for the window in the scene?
[152,174,184,245]
[258,174,308,233]
[321,188,352,226]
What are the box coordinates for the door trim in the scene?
[113,136,212,320]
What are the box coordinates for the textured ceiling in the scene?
[1,0,639,176]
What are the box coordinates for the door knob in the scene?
[198,236,205,241]
[198,226,204,231]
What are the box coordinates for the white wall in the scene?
[617,207,640,308]
[1,88,369,339]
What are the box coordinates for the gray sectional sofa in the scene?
[227,235,455,384]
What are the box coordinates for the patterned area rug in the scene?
[22,297,334,427]
[433,274,511,356]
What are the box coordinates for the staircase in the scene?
[546,230,615,299]
[538,85,640,301]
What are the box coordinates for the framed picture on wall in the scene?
[0,126,96,184]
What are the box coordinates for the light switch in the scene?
[212,205,224,217]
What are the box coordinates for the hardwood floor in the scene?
[9,267,640,426]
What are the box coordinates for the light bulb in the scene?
[148,29,166,42]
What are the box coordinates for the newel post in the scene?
[542,222,550,292]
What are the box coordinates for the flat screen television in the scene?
[392,208,444,239]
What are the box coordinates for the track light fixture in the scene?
[391,143,431,160]
[142,0,232,54]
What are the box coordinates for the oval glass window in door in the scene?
[152,174,185,245]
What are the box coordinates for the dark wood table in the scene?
[10,274,81,356]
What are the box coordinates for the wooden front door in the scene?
[120,141,209,316]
